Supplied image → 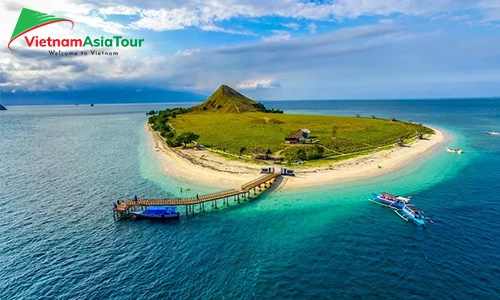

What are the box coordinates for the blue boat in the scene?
[132,206,180,220]
[395,204,432,226]
[369,192,411,209]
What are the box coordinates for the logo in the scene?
[9,8,74,51]
[8,8,144,55]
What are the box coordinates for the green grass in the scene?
[168,112,433,162]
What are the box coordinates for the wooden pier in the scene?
[113,173,280,220]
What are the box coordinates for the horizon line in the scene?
[2,96,500,107]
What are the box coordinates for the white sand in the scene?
[147,124,448,190]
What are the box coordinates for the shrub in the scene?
[280,145,324,162]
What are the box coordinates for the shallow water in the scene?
[1,100,499,299]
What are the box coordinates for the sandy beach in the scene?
[147,124,449,190]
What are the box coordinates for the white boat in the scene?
[446,147,463,154]
[394,204,432,226]
[486,131,500,136]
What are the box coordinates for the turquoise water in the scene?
[1,100,499,299]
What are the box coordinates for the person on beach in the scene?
[196,193,199,200]
[134,195,138,202]
[117,200,120,204]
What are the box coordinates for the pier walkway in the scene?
[113,173,280,220]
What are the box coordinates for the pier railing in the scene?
[241,173,280,191]
[114,173,281,216]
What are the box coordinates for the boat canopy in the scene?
[380,192,397,199]
[405,205,421,212]
[146,206,178,212]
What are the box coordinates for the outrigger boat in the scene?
[132,206,180,220]
[369,192,411,209]
[446,147,463,154]
[395,204,433,226]
[486,131,500,136]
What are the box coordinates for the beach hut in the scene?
[261,166,275,174]
[280,168,295,176]
[395,138,404,147]
[285,130,307,144]
[299,128,311,138]
[252,148,272,160]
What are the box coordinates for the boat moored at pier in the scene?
[132,206,180,220]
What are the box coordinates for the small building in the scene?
[280,168,295,176]
[261,167,275,174]
[285,130,308,144]
[252,148,272,160]
[299,128,311,138]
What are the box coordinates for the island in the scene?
[147,85,446,189]
[0,104,7,111]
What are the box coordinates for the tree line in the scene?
[148,108,200,147]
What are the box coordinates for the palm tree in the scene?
[355,114,360,118]
[371,115,376,119]
[416,132,423,140]
[395,138,404,147]
[390,117,396,121]
[408,120,413,123]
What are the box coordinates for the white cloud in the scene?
[57,0,500,34]
[2,0,499,43]
[281,22,300,30]
[262,30,292,42]
[308,23,317,34]
[98,6,139,16]
[199,24,257,36]
[3,0,500,98]
[237,79,281,90]
[2,25,400,92]
[379,19,394,24]
[65,13,126,34]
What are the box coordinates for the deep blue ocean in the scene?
[1,99,499,299]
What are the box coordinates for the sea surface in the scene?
[1,99,499,299]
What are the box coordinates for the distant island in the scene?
[147,85,445,189]
[0,104,7,111]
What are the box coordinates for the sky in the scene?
[1,0,500,101]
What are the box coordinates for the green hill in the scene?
[189,85,267,113]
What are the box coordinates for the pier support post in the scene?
[186,205,188,216]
